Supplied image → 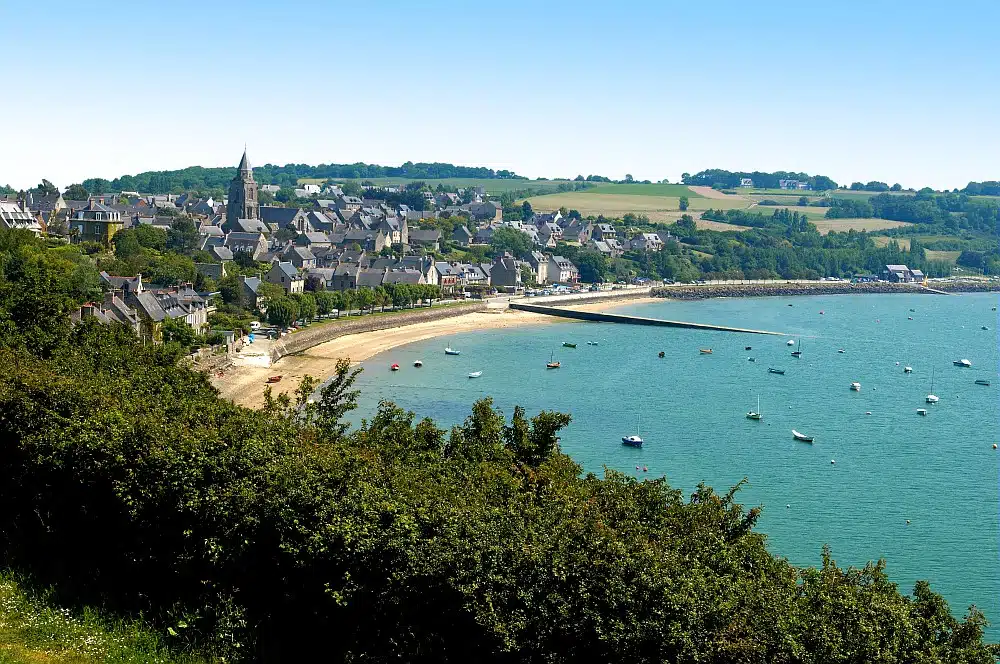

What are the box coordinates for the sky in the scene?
[2,0,998,191]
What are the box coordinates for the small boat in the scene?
[746,395,763,420]
[953,359,972,368]
[791,339,803,357]
[546,351,560,369]
[622,414,643,447]
[908,317,913,320]
[699,348,713,354]
[413,360,423,367]
[390,363,400,371]
[658,351,665,358]
[850,382,861,391]
[748,357,756,362]
[563,342,577,348]
[587,341,599,346]
[917,408,928,416]
[926,368,939,403]
[838,349,845,353]
[975,379,991,386]
[819,310,824,315]
[768,368,785,375]
[909,308,916,312]
[745,346,752,351]
[787,339,795,346]
[982,326,990,331]
[266,375,282,383]
[792,429,814,443]
[445,347,461,356]
[468,371,482,378]
[904,366,913,373]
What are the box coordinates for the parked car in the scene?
[250,321,261,331]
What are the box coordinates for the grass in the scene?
[872,236,912,250]
[925,250,962,264]
[0,572,206,664]
[811,218,912,234]
[582,184,704,197]
[298,176,580,195]
[522,190,747,225]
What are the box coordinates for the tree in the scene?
[219,274,245,308]
[276,187,297,203]
[314,290,336,317]
[166,217,200,254]
[573,249,608,283]
[259,190,275,205]
[33,179,58,196]
[340,180,363,197]
[340,290,355,316]
[890,183,902,191]
[134,224,167,251]
[113,229,141,260]
[292,292,317,322]
[678,195,689,211]
[373,286,390,312]
[489,226,534,259]
[64,183,90,200]
[266,296,298,328]
[520,264,536,287]
[520,200,533,221]
[161,316,198,348]
[798,196,809,206]
[355,288,374,314]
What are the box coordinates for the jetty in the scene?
[510,302,783,335]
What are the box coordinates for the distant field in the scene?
[753,204,828,221]
[298,176,580,194]
[583,183,704,197]
[871,236,911,250]
[812,218,912,234]
[522,190,746,225]
[924,250,962,264]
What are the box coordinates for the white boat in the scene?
[787,339,796,346]
[917,408,928,416]
[926,368,939,403]
[468,371,482,378]
[413,360,423,367]
[445,347,461,356]
[838,349,846,354]
[850,382,861,391]
[622,414,643,447]
[746,395,763,420]
[792,429,814,443]
[791,339,803,357]
[953,359,972,368]
[903,366,912,373]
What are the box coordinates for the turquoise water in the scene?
[351,293,1000,637]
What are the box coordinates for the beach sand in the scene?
[212,298,655,409]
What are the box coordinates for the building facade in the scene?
[226,150,260,226]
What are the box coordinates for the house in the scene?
[379,216,408,245]
[382,268,425,286]
[779,179,809,190]
[591,223,617,242]
[537,221,563,245]
[489,253,521,290]
[210,245,234,262]
[330,263,361,290]
[627,232,664,252]
[260,206,309,233]
[547,255,579,284]
[222,217,270,235]
[195,262,226,281]
[304,267,337,291]
[883,264,922,283]
[474,225,495,244]
[241,276,262,309]
[561,219,593,244]
[283,245,317,270]
[70,291,142,335]
[68,199,124,245]
[261,184,281,195]
[304,210,338,233]
[398,255,439,285]
[452,225,473,247]
[434,262,462,291]
[739,178,754,188]
[225,232,268,260]
[588,239,624,258]
[266,261,305,294]
[302,183,320,195]
[296,231,332,251]
[910,269,925,282]
[408,228,441,252]
[335,195,363,214]
[468,201,503,223]
[0,201,43,235]
[526,251,549,285]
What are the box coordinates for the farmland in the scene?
[810,218,912,234]
[300,176,580,195]
[924,249,963,264]
[523,186,747,225]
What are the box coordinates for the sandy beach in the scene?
[213,298,655,409]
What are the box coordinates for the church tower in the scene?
[226,149,259,225]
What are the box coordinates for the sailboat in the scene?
[792,429,814,443]
[926,368,939,404]
[622,414,643,447]
[791,338,803,357]
[444,342,461,356]
[546,351,560,369]
[468,356,482,378]
[746,395,763,420]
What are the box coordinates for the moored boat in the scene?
[746,395,763,420]
[622,415,643,447]
[413,360,423,367]
[917,408,928,416]
[850,382,861,391]
[787,339,795,346]
[792,429,814,443]
[390,363,400,371]
[445,347,461,356]
[975,379,991,386]
[768,368,785,375]
[838,349,846,353]
[468,371,482,378]
[903,366,912,373]
[546,351,560,369]
[563,342,577,348]
[953,359,972,367]
[926,368,939,403]
[658,351,665,358]
[699,348,713,354]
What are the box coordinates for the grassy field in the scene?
[811,218,912,234]
[582,183,704,197]
[924,250,962,264]
[872,236,912,250]
[299,176,580,195]
[0,572,204,664]
[523,188,747,225]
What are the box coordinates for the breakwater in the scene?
[509,302,783,335]
[651,281,999,300]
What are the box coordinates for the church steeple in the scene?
[226,147,259,226]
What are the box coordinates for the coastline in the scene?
[652,280,1000,300]
[212,298,657,410]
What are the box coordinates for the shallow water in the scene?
[351,292,1000,637]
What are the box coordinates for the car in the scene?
[250,321,261,331]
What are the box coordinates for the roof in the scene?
[383,269,422,285]
[242,276,261,293]
[272,261,302,280]
[886,264,909,271]
[260,206,302,225]
[409,229,441,242]
[232,218,269,234]
[356,268,386,288]
[285,245,316,260]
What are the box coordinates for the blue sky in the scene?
[2,0,998,190]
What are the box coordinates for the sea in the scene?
[350,292,1000,638]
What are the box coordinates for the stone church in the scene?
[225,149,259,226]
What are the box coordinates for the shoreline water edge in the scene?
[210,280,998,409]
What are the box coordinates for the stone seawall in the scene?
[270,302,488,362]
[651,281,999,300]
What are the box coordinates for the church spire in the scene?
[237,148,252,176]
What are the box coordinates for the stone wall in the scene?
[270,302,487,362]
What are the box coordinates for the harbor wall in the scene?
[651,281,999,300]
[509,302,782,335]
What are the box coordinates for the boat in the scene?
[563,342,577,348]
[787,339,795,346]
[445,347,461,356]
[926,368,939,403]
[413,360,423,368]
[904,366,913,373]
[746,395,763,420]
[953,359,972,368]
[546,351,560,369]
[587,341,599,346]
[699,348,713,354]
[917,408,928,416]
[468,371,482,378]
[266,375,282,383]
[792,429,814,443]
[390,363,400,371]
[850,382,861,391]
[975,379,991,386]
[658,351,665,358]
[622,415,643,447]
[768,368,785,375]
[838,349,845,353]
[748,357,756,362]
[982,326,990,331]
[745,346,752,351]
[791,339,803,357]
[909,308,915,312]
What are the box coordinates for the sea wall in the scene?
[270,302,487,362]
[509,302,782,335]
[651,281,1000,300]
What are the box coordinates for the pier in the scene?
[509,302,784,335]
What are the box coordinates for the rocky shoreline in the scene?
[651,281,1000,300]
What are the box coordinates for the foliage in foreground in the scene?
[0,571,206,664]
[0,322,996,663]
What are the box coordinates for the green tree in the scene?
[33,179,58,196]
[113,230,141,260]
[520,200,533,221]
[340,180,363,197]
[489,226,534,259]
[161,316,198,348]
[292,292,317,322]
[314,290,337,317]
[355,288,375,314]
[373,286,390,312]
[678,195,689,211]
[64,183,90,200]
[573,248,608,283]
[166,218,200,254]
[134,224,168,251]
[266,296,298,328]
